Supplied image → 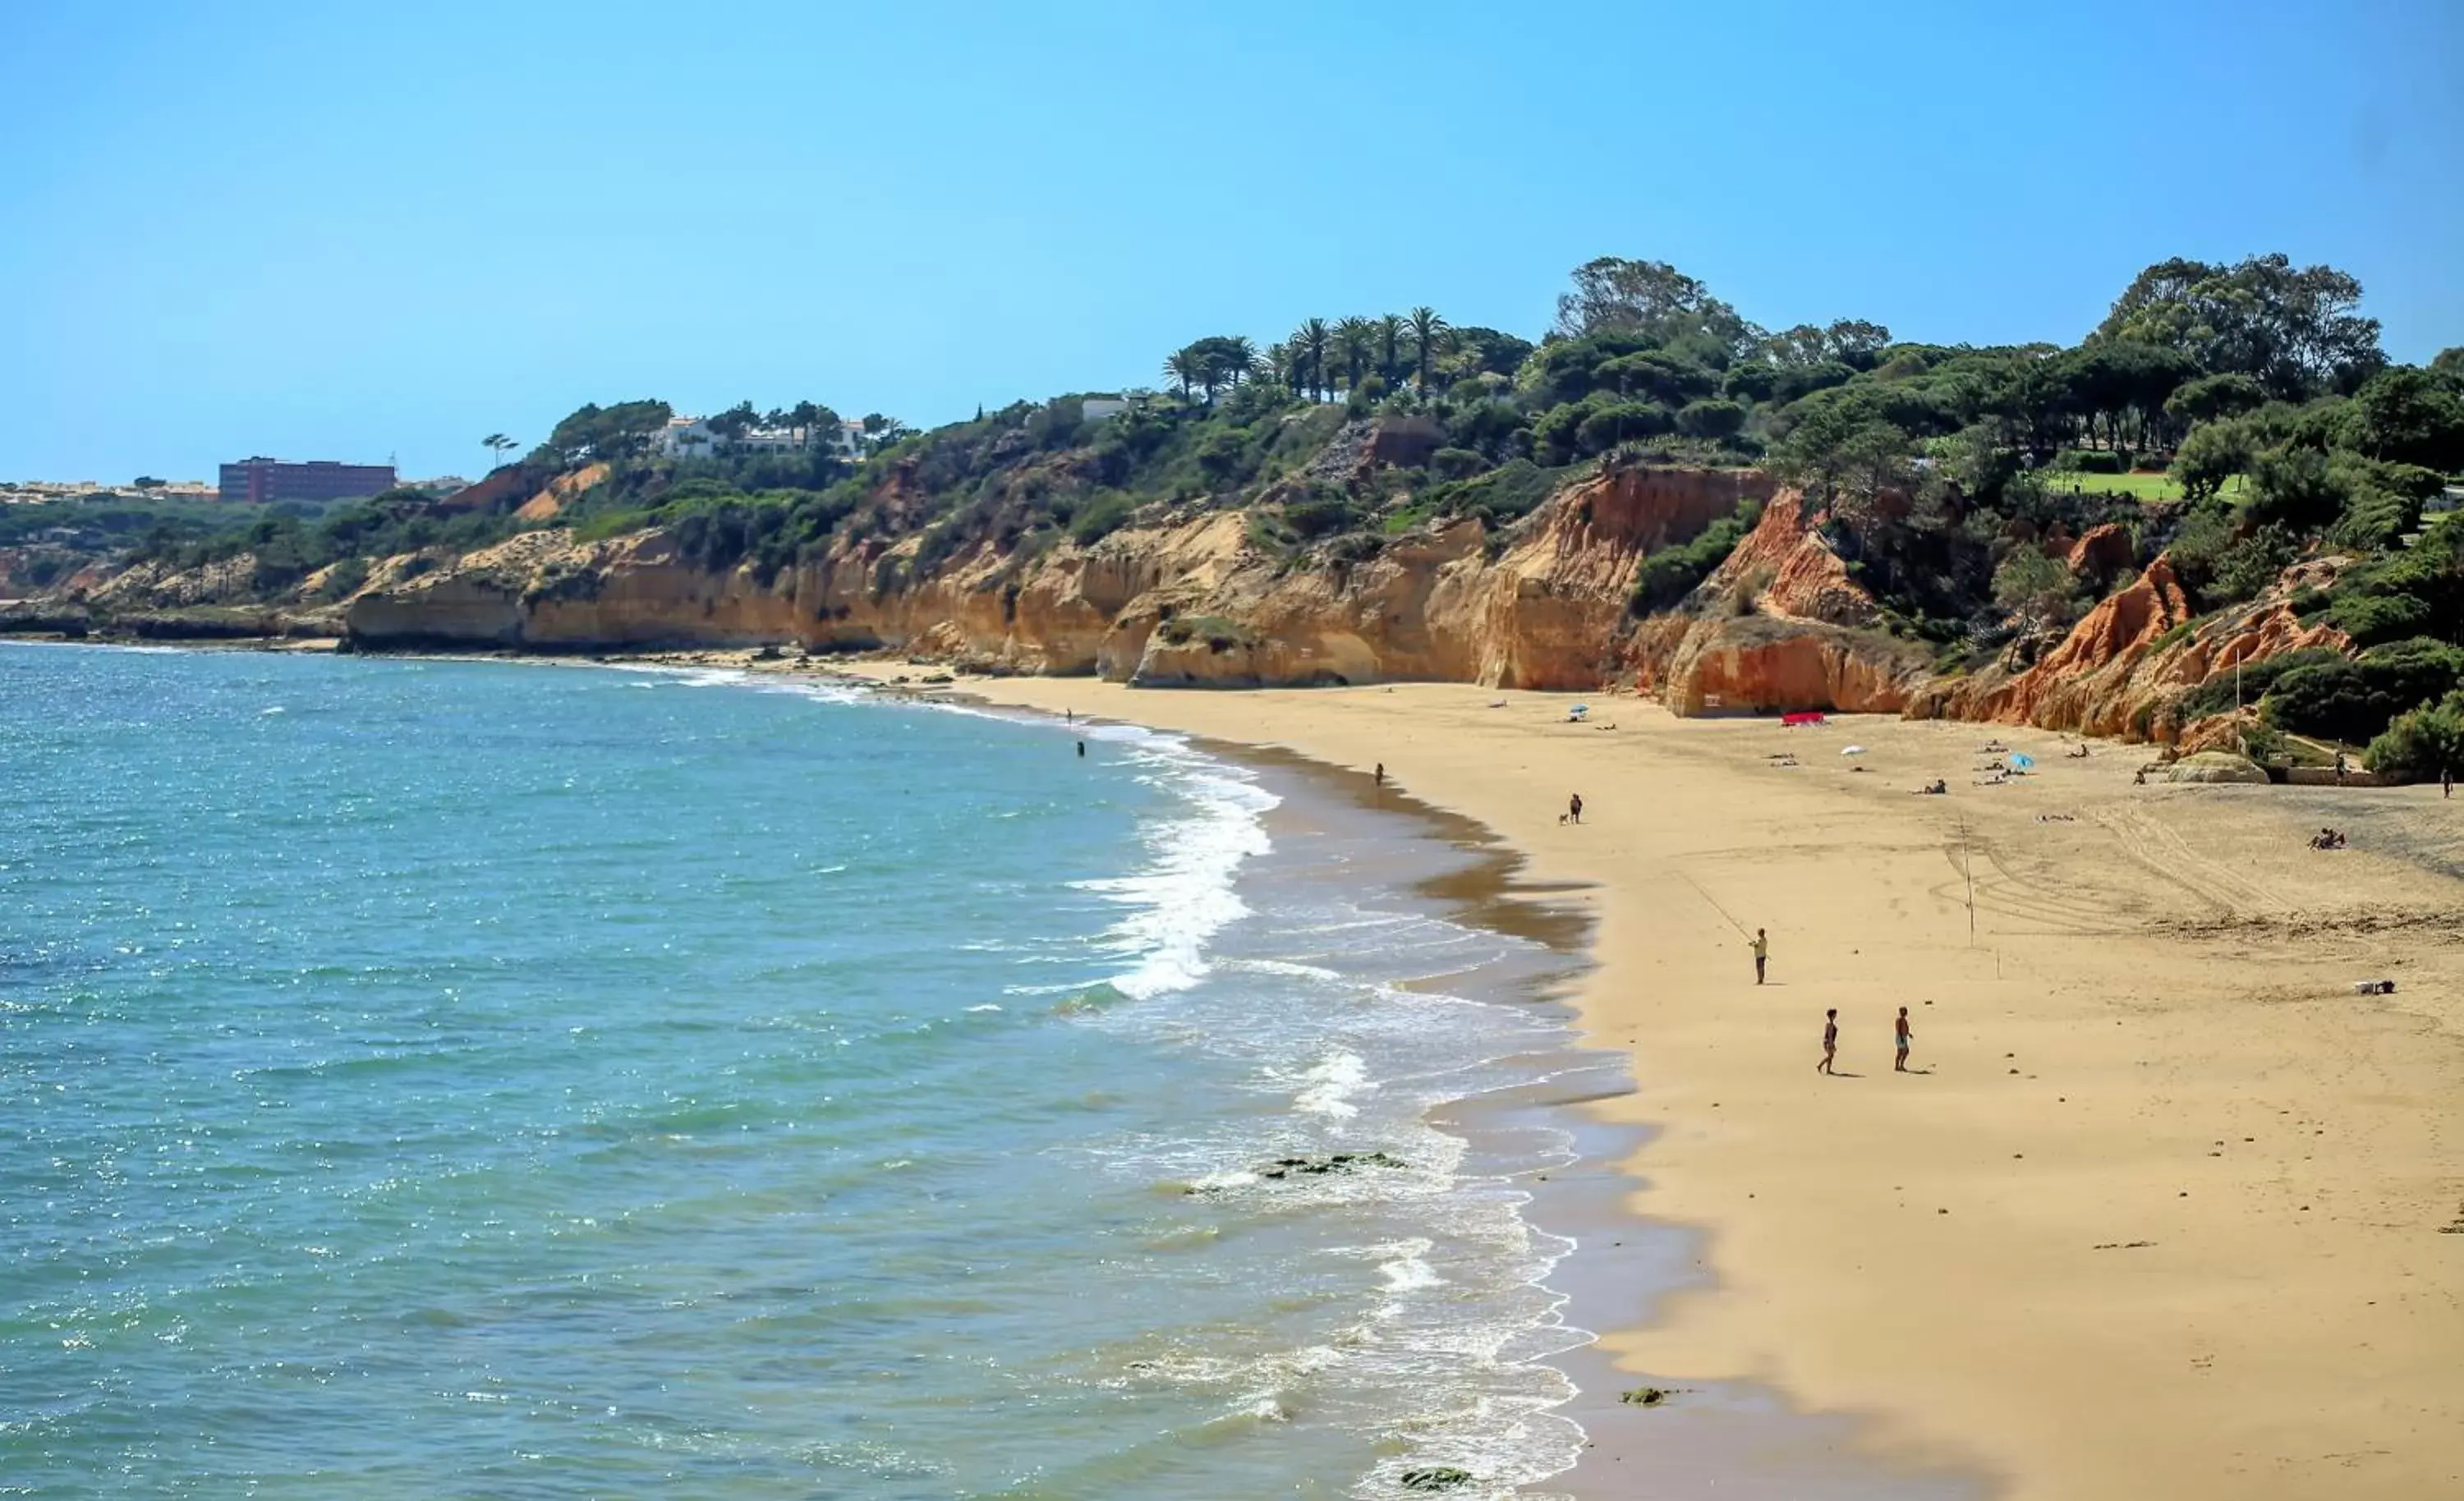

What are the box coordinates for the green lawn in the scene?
[2042,471,2247,504]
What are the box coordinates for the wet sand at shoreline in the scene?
[823,662,2464,1501]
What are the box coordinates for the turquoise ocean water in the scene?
[0,645,1597,1499]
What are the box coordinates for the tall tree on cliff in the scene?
[1376,314,1407,386]
[2094,253,2385,400]
[1293,319,1334,401]
[1553,256,1757,360]
[1162,348,1201,402]
[1216,336,1258,392]
[1408,306,1450,396]
[1335,317,1375,392]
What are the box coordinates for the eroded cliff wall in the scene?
[54,457,2358,750]
[342,463,1777,691]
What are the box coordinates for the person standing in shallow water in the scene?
[1818,1008,1838,1074]
[1567,792,1583,824]
[1895,1006,1912,1072]
[1751,928,1768,984]
[1076,741,1085,758]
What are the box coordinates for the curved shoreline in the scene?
[16,637,2462,1496]
[814,661,2464,1501]
[931,693,1995,1499]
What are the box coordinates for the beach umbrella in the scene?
[1840,745,1866,756]
[2008,752,2036,770]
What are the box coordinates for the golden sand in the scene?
[828,664,2462,1499]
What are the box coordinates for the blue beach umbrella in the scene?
[2008,752,2036,770]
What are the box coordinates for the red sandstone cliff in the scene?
[1909,556,2351,742]
[1628,492,1932,715]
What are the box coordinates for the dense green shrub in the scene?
[1628,498,1764,614]
[2177,647,2344,720]
[1575,402,1671,456]
[2255,637,2462,743]
[1430,446,1488,480]
[2365,690,2464,778]
[2053,448,2125,474]
[2329,588,2435,645]
[1193,427,1254,486]
[1069,491,1135,544]
[1419,459,1577,527]
[1529,399,1597,465]
[2328,483,2423,553]
[2172,419,2254,501]
[1281,491,1358,539]
[2324,513,2464,644]
[1676,398,1747,441]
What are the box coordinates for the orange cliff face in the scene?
[338,462,1777,691]
[71,455,2349,749]
[1910,555,2351,742]
[1627,490,1932,716]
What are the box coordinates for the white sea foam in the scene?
[1064,731,1276,1001]
[1377,1246,1445,1293]
[1291,1049,1372,1118]
[620,667,1596,1496]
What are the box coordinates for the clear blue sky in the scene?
[5,0,2459,483]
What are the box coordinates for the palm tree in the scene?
[1408,306,1450,396]
[1219,335,1258,391]
[1293,319,1335,402]
[1376,314,1407,386]
[1335,318,1376,392]
[1265,342,1297,394]
[1162,348,1201,402]
[481,433,515,471]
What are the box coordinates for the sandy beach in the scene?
[814,661,2463,1499]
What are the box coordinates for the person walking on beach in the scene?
[1894,1007,1912,1072]
[2445,766,2454,800]
[1567,792,1584,824]
[1818,1009,1838,1075]
[1375,762,1386,787]
[1751,928,1768,985]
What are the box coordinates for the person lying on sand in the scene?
[1911,780,1949,795]
[2068,743,2091,758]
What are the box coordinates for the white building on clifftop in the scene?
[652,415,859,460]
